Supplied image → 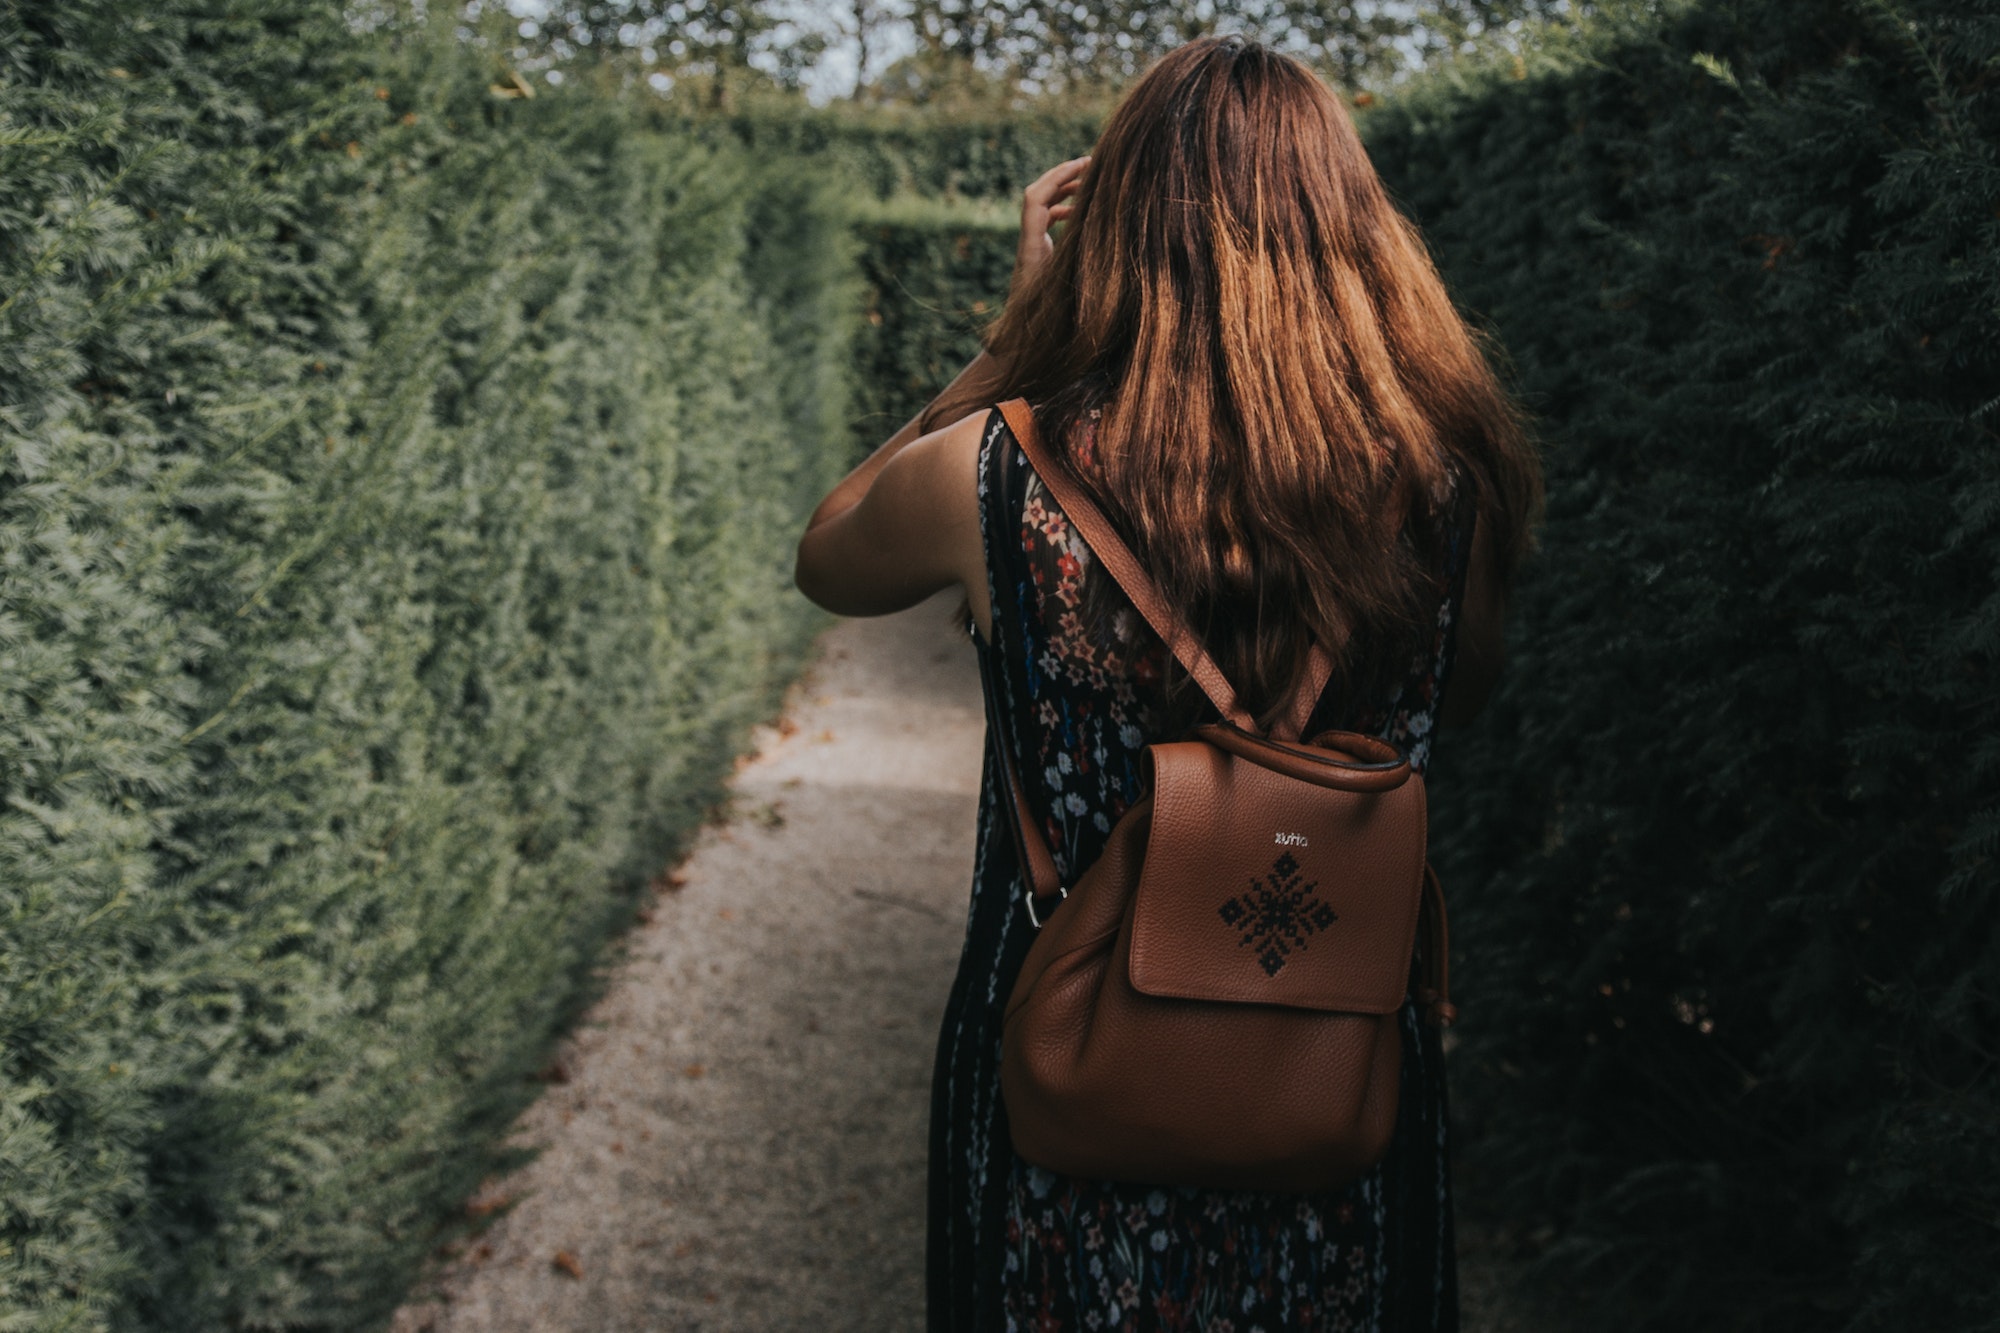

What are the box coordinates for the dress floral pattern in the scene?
[927,405,1473,1333]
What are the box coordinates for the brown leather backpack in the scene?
[990,398,1455,1193]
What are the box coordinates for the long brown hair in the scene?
[928,35,1541,729]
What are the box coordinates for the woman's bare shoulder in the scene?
[895,407,990,523]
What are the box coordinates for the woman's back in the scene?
[798,32,1540,1333]
[923,403,1476,1330]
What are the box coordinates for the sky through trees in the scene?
[484,0,1586,103]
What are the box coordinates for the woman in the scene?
[796,35,1540,1332]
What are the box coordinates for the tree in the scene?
[510,0,824,104]
[509,0,1589,104]
[898,0,1584,94]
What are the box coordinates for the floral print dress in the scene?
[927,405,1473,1332]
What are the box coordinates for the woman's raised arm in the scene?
[793,154,1092,636]
[792,406,991,629]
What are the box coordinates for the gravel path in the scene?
[393,595,980,1332]
[391,594,1527,1332]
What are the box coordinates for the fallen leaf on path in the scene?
[681,1063,706,1079]
[814,729,836,743]
[531,1059,572,1085]
[552,1250,584,1279]
[717,908,735,921]
[465,1192,514,1219]
[777,716,799,738]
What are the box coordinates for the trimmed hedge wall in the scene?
[718,106,1088,462]
[1363,2,2000,1329]
[0,4,851,1328]
[848,198,1016,452]
[706,105,1102,201]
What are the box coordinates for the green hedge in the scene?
[712,106,1095,454]
[768,120,1078,461]
[1362,2,1999,1329]
[847,198,1016,452]
[0,4,851,1328]
[703,104,1102,201]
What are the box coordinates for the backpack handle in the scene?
[1193,723,1414,793]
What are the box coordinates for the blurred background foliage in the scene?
[1,0,1993,1330]
[498,0,1586,103]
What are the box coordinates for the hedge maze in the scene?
[1,1,1992,1330]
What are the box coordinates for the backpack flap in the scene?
[1126,741,1427,1014]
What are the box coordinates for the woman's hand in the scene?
[1013,155,1090,294]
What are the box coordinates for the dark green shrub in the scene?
[0,4,850,1327]
[1363,2,1999,1328]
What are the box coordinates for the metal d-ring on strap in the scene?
[1024,881,1068,929]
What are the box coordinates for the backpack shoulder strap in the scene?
[977,648,1065,900]
[997,398,1331,740]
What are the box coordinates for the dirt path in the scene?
[392,594,1527,1332]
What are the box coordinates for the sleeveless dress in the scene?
[927,405,1474,1332]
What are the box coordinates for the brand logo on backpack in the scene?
[1217,851,1339,977]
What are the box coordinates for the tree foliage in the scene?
[899,0,1581,91]
[510,0,1587,103]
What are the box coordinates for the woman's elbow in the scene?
[793,533,879,616]
[793,539,839,613]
